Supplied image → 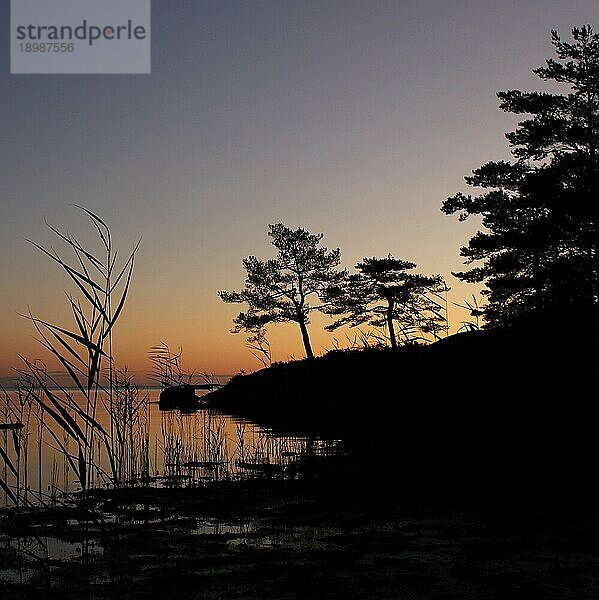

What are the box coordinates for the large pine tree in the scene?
[442,26,599,326]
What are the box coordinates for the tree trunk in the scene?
[297,317,314,359]
[387,298,397,349]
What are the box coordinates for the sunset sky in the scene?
[2,1,598,383]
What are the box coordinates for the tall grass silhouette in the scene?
[0,207,141,504]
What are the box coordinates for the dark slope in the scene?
[208,310,599,503]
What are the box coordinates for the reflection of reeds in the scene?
[108,369,150,485]
[160,411,183,483]
[159,410,232,484]
[3,387,342,502]
[1,375,43,506]
[235,422,247,468]
[154,408,336,485]
[204,413,228,481]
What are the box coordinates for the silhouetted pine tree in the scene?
[219,224,345,359]
[443,26,599,326]
[323,255,447,348]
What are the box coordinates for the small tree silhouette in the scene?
[219,223,346,360]
[323,255,447,348]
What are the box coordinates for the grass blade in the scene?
[0,446,18,478]
[0,478,16,503]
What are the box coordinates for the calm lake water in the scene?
[1,388,341,506]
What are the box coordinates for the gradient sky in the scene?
[1,1,598,382]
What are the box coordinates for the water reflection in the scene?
[1,389,341,505]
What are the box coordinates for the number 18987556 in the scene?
[20,42,75,53]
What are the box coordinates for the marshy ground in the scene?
[2,471,599,599]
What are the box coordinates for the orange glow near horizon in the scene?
[0,253,477,385]
[0,194,482,384]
